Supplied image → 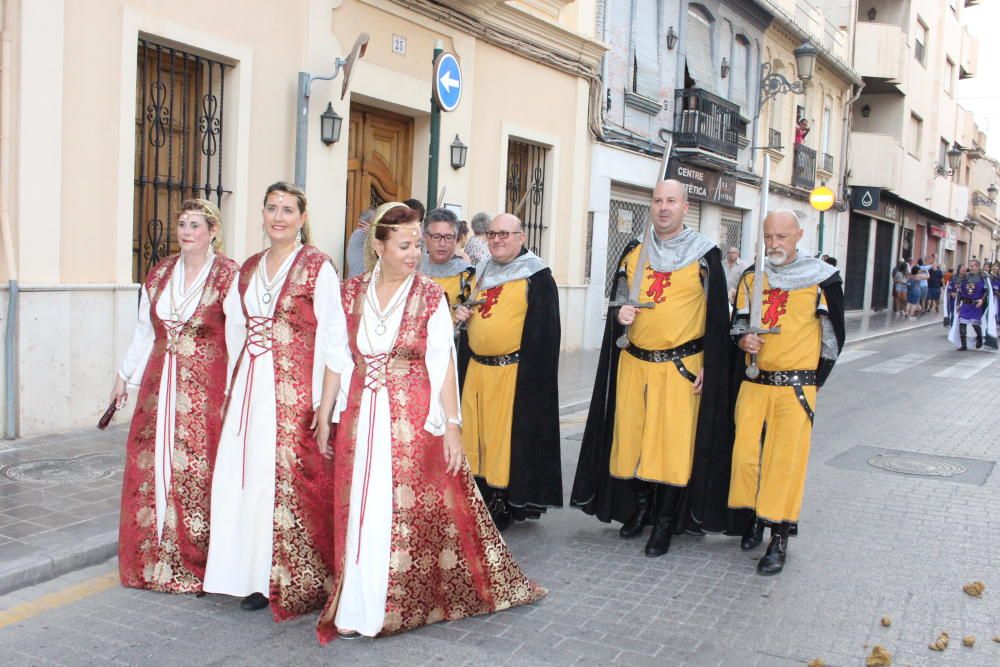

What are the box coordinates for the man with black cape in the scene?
[728,209,845,575]
[455,213,561,530]
[570,179,733,557]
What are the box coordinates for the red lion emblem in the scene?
[761,288,788,328]
[645,269,672,304]
[478,285,504,319]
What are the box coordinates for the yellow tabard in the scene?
[623,245,706,349]
[461,278,528,488]
[734,273,823,371]
[728,273,826,523]
[610,250,707,486]
[431,273,464,307]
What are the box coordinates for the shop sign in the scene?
[666,160,736,206]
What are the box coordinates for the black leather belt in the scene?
[472,351,520,367]
[747,369,817,387]
[624,338,703,383]
[748,369,817,423]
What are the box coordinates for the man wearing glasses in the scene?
[454,214,561,531]
[571,179,733,558]
[420,208,475,315]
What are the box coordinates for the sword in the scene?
[435,186,446,210]
[739,153,780,379]
[615,134,673,349]
[454,261,490,334]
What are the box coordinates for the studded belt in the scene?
[624,338,704,383]
[472,351,520,367]
[747,369,817,387]
[748,369,817,423]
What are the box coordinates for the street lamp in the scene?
[666,27,678,50]
[450,134,468,169]
[320,103,343,145]
[758,47,815,114]
[793,42,819,82]
[989,183,998,201]
[947,146,963,171]
[720,58,730,79]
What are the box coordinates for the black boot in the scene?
[488,491,512,531]
[619,480,653,539]
[644,485,678,557]
[756,524,789,576]
[240,592,269,611]
[740,515,765,551]
[960,325,968,351]
[975,325,983,349]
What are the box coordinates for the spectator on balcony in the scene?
[794,119,810,145]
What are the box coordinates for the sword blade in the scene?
[627,138,673,303]
[748,154,770,329]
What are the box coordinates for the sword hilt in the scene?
[609,300,655,310]
[452,298,485,311]
[743,326,780,379]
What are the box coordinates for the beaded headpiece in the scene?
[363,202,421,273]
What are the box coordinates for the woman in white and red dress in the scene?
[314,202,544,643]
[203,182,351,618]
[114,199,239,593]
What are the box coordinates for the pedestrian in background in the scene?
[346,208,375,279]
[926,261,944,314]
[892,261,908,316]
[724,246,747,303]
[906,264,927,319]
[114,199,239,594]
[917,256,931,313]
[464,211,491,266]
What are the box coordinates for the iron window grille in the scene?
[133,39,231,282]
[505,139,548,257]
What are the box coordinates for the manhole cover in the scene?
[0,452,123,486]
[867,453,967,477]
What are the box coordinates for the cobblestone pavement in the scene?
[5,319,998,666]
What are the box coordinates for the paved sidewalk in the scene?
[0,309,939,597]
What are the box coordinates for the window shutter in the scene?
[632,0,660,98]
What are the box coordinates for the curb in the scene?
[0,530,118,597]
[844,319,940,346]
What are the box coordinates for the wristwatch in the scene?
[446,417,463,428]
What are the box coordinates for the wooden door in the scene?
[345,104,413,256]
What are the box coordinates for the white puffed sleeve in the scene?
[223,278,246,394]
[314,262,353,420]
[118,286,155,388]
[423,293,460,436]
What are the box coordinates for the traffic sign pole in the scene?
[818,210,825,254]
[809,185,835,255]
[427,42,443,210]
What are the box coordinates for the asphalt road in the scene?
[2,324,998,667]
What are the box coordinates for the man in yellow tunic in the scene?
[420,207,474,314]
[455,213,561,530]
[571,180,733,557]
[730,209,845,575]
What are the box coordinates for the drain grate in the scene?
[0,452,124,486]
[827,446,993,486]
[867,453,967,477]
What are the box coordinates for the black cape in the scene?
[458,251,563,509]
[569,241,733,533]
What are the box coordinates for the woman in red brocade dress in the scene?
[314,202,544,643]
[113,199,238,593]
[203,182,351,618]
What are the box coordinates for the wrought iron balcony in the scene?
[820,152,834,173]
[792,143,817,190]
[673,88,740,166]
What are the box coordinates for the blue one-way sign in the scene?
[433,52,462,112]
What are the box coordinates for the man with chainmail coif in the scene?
[454,213,561,530]
[571,179,733,558]
[419,208,474,318]
[728,209,845,575]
